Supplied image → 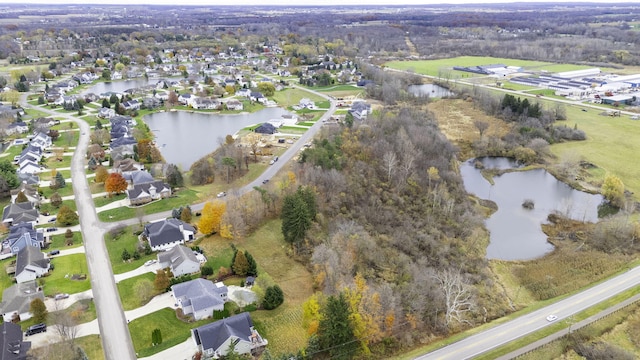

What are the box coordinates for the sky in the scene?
[3,0,640,5]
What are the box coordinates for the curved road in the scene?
[23,83,336,360]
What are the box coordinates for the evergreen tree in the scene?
[263,285,284,310]
[15,191,28,203]
[55,171,66,188]
[96,119,103,129]
[29,298,48,323]
[232,250,250,276]
[122,249,131,261]
[316,293,355,360]
[101,98,110,109]
[281,193,312,250]
[245,250,258,277]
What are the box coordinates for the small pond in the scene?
[144,107,293,170]
[82,78,162,95]
[460,157,604,261]
[408,83,454,98]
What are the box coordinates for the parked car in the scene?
[144,259,157,267]
[48,217,57,223]
[54,293,69,300]
[262,179,270,184]
[25,323,46,336]
[46,227,57,232]
[48,249,60,256]
[217,192,227,198]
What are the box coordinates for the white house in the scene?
[0,281,44,322]
[172,279,227,321]
[157,245,201,277]
[14,246,50,284]
[142,218,195,252]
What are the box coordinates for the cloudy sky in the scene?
[5,0,640,5]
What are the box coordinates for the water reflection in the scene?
[408,84,453,98]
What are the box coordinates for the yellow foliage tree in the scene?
[198,201,226,235]
[220,223,233,239]
[302,293,323,335]
[602,173,625,208]
[343,273,383,354]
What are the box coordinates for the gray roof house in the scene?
[123,170,154,186]
[172,278,228,321]
[191,312,266,359]
[15,246,50,284]
[0,281,44,322]
[158,245,200,277]
[2,203,39,227]
[16,173,39,186]
[126,180,172,206]
[10,183,41,206]
[0,322,31,360]
[1,223,44,259]
[142,218,195,251]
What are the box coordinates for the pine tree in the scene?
[281,194,312,250]
[55,171,66,188]
[263,285,284,310]
[30,298,48,323]
[245,250,258,277]
[15,191,28,203]
[232,250,250,276]
[317,293,355,359]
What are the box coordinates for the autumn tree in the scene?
[65,229,74,246]
[50,192,62,208]
[105,172,128,196]
[30,298,48,323]
[302,293,323,335]
[94,165,108,183]
[180,206,192,223]
[232,249,250,276]
[154,269,170,292]
[474,120,489,137]
[257,82,275,97]
[15,191,28,204]
[343,273,383,354]
[198,201,226,235]
[165,163,183,188]
[57,205,79,226]
[602,173,625,208]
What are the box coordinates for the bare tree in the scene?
[433,269,474,328]
[382,151,397,183]
[473,120,489,138]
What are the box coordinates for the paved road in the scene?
[416,265,640,359]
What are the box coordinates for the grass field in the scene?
[385,56,599,78]
[117,272,162,310]
[45,253,91,295]
[48,231,84,251]
[271,88,325,108]
[104,227,157,274]
[98,188,201,222]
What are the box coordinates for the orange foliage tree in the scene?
[105,172,128,196]
[198,201,226,235]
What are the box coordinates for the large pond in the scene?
[82,78,161,95]
[460,157,604,261]
[408,84,454,98]
[144,107,292,169]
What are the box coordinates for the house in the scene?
[0,322,31,360]
[16,161,41,175]
[16,173,39,186]
[172,279,228,321]
[249,92,266,104]
[142,218,195,251]
[98,107,116,119]
[157,245,200,277]
[15,246,50,284]
[254,123,276,135]
[193,98,221,110]
[2,203,39,227]
[113,158,144,174]
[109,136,137,156]
[245,276,255,287]
[122,99,141,111]
[349,101,371,121]
[10,183,40,206]
[6,122,28,136]
[191,312,266,359]
[1,223,45,259]
[123,170,154,187]
[126,180,172,206]
[178,93,192,105]
[0,281,44,322]
[30,132,52,151]
[225,100,243,111]
[299,98,314,109]
[236,88,251,98]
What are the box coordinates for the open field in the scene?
[271,88,325,108]
[45,253,91,295]
[385,56,615,78]
[98,188,201,222]
[104,226,157,274]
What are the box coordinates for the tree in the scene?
[263,285,284,310]
[15,191,28,203]
[602,173,625,208]
[0,160,19,189]
[101,99,110,109]
[257,82,276,97]
[222,157,236,183]
[55,171,66,188]
[151,328,162,346]
[154,269,170,291]
[105,172,128,196]
[433,269,475,328]
[180,206,192,223]
[134,279,154,305]
[95,119,103,129]
[232,249,250,276]
[30,298,48,323]
[474,120,489,137]
[198,201,226,235]
[165,164,184,188]
[121,249,131,261]
[201,265,213,277]
[65,229,74,246]
[316,293,355,359]
[281,187,316,251]
[94,166,108,183]
[57,205,79,226]
[244,250,258,277]
[50,192,63,208]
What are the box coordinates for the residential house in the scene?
[0,106,21,121]
[126,180,172,206]
[254,123,276,135]
[225,100,243,111]
[122,100,141,111]
[298,98,315,109]
[172,278,227,321]
[30,132,52,151]
[16,161,41,175]
[2,203,39,227]
[113,158,144,175]
[109,137,137,158]
[236,88,251,98]
[0,281,44,322]
[15,246,50,284]
[0,322,31,360]
[98,107,116,119]
[349,101,371,121]
[16,173,39,186]
[250,92,267,104]
[0,223,44,259]
[157,245,200,277]
[122,170,154,187]
[191,312,266,359]
[6,122,28,136]
[142,218,195,251]
[142,96,162,109]
[178,93,192,105]
[192,98,221,110]
[10,183,40,206]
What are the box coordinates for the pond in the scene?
[408,84,454,98]
[143,107,293,170]
[82,78,161,96]
[460,157,604,261]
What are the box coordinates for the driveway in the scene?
[114,262,160,283]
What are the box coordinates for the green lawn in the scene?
[271,88,324,108]
[0,257,17,291]
[39,169,72,182]
[277,126,308,135]
[52,131,79,149]
[76,335,104,360]
[117,273,163,310]
[39,199,77,217]
[93,193,126,208]
[45,155,72,169]
[45,253,91,295]
[98,188,200,222]
[48,231,84,251]
[129,308,212,357]
[104,227,157,274]
[40,183,75,198]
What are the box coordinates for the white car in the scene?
[144,260,157,267]
[54,293,70,301]
[217,192,227,198]
[546,315,558,322]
